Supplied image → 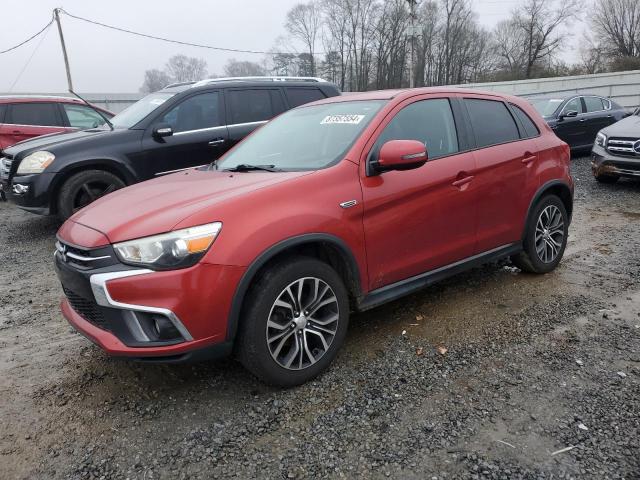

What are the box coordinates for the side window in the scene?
[510,104,540,138]
[375,98,459,159]
[584,96,605,113]
[8,103,61,126]
[465,99,520,148]
[227,89,274,125]
[63,104,106,129]
[0,104,6,123]
[563,97,584,114]
[159,92,221,133]
[284,88,327,108]
[602,98,611,110]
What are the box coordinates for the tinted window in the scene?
[0,104,6,123]
[376,98,459,159]
[530,98,563,117]
[584,96,605,112]
[9,103,61,126]
[563,97,584,114]
[160,92,221,133]
[227,89,274,125]
[510,104,540,138]
[285,88,326,108]
[465,99,519,148]
[63,104,106,129]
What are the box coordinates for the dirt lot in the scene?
[1,155,639,479]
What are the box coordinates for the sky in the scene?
[0,0,583,94]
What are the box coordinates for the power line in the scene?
[0,15,54,54]
[8,22,52,91]
[59,8,284,56]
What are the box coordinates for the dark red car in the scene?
[0,95,113,151]
[54,88,573,386]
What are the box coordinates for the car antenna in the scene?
[68,89,114,131]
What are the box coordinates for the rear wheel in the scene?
[511,195,568,274]
[57,170,125,220]
[237,256,349,387]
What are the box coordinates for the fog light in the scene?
[12,184,29,195]
[152,316,181,340]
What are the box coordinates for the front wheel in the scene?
[594,173,619,184]
[237,257,349,387]
[511,195,569,274]
[57,170,125,220]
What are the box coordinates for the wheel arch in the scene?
[225,233,363,342]
[49,159,135,214]
[522,179,573,240]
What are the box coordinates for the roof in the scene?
[160,79,340,94]
[0,95,86,104]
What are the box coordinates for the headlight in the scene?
[16,151,55,174]
[114,222,222,270]
[595,132,607,147]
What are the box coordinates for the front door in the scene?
[361,96,478,290]
[140,91,228,179]
[554,97,587,148]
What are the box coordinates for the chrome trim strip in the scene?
[89,270,194,342]
[65,251,111,262]
[154,164,209,176]
[172,125,226,136]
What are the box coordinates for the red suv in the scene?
[0,95,113,151]
[54,88,573,386]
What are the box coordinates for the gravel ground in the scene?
[1,155,639,479]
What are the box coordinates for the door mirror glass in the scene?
[153,123,173,138]
[377,140,428,172]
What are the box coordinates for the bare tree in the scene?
[140,69,171,93]
[165,55,208,83]
[286,1,321,76]
[224,58,266,77]
[592,0,640,59]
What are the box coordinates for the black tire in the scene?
[511,194,568,274]
[237,256,349,387]
[57,170,125,220]
[594,173,619,184]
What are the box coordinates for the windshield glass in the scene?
[529,98,563,117]
[217,100,385,171]
[111,92,175,129]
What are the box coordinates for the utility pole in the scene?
[407,0,418,88]
[54,8,74,91]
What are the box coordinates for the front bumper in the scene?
[54,242,245,360]
[591,144,640,179]
[2,172,55,215]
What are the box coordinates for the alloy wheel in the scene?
[535,204,565,263]
[266,277,340,370]
[73,181,119,212]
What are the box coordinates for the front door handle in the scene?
[579,118,586,122]
[452,175,474,188]
[208,138,225,146]
[522,152,537,164]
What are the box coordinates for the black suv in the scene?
[1,77,340,219]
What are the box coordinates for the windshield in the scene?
[217,100,385,171]
[529,98,564,117]
[111,92,175,129]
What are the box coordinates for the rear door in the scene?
[0,104,9,150]
[140,91,227,178]
[582,96,613,144]
[4,102,67,145]
[225,88,286,150]
[361,94,478,290]
[463,96,539,253]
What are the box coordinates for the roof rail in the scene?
[191,76,328,88]
[163,81,197,89]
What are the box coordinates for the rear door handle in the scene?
[452,175,474,188]
[208,138,225,146]
[521,151,537,164]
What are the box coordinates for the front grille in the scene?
[63,286,109,330]
[607,138,640,157]
[56,240,114,270]
[0,155,13,182]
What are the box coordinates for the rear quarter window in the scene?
[465,99,520,148]
[284,88,327,108]
[510,104,540,138]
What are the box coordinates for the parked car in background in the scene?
[528,94,626,151]
[54,87,573,386]
[1,77,340,219]
[591,108,640,183]
[0,95,113,151]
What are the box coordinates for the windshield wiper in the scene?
[222,164,282,172]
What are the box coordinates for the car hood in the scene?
[5,128,117,157]
[68,168,311,244]
[602,115,640,137]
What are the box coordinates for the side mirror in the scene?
[560,110,578,120]
[375,140,428,172]
[153,123,173,139]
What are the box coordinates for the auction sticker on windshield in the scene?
[321,114,365,125]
